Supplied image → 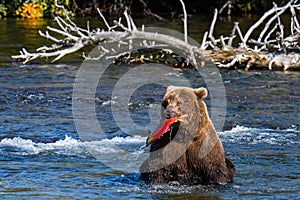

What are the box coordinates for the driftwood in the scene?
[12,0,300,71]
[204,1,300,70]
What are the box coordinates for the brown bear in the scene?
[140,86,235,185]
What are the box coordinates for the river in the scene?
[0,16,299,199]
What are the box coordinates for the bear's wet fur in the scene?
[140,86,235,185]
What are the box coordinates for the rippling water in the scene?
[0,18,299,199]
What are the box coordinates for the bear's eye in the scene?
[161,100,168,109]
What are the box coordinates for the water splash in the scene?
[0,135,147,156]
[219,125,299,145]
[1,126,298,157]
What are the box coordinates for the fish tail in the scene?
[145,136,152,146]
[180,114,188,124]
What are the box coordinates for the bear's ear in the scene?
[194,87,207,99]
[166,86,175,93]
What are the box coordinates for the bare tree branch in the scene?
[179,0,188,43]
[11,0,300,71]
[243,0,293,43]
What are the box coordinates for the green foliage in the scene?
[35,0,73,17]
[49,0,74,17]
[0,4,7,18]
[236,0,287,13]
[0,0,73,18]
[0,0,292,18]
[2,0,22,16]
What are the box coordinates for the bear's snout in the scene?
[164,105,178,118]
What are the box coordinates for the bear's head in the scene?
[162,86,208,119]
[150,86,209,150]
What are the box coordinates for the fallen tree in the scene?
[205,1,300,70]
[12,0,300,71]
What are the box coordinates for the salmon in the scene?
[146,114,188,146]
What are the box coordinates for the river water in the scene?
[0,16,299,199]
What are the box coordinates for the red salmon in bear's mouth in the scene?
[146,114,188,146]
